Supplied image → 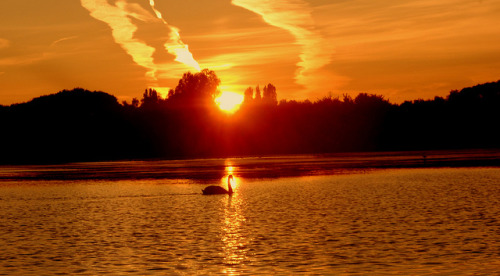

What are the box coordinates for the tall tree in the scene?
[141,88,162,108]
[255,85,261,102]
[168,69,221,108]
[244,87,254,104]
[262,83,277,105]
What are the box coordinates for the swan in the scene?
[202,175,234,195]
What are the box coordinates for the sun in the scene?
[215,91,244,113]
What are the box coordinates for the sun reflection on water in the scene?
[221,162,248,274]
[223,161,238,189]
[222,194,248,273]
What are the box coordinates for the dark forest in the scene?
[1,69,499,164]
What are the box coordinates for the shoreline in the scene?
[0,149,499,182]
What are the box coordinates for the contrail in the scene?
[149,0,201,71]
[231,0,330,87]
[81,0,157,79]
[81,0,200,87]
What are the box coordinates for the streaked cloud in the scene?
[0,52,56,67]
[231,0,332,88]
[313,0,500,101]
[49,36,79,47]
[200,45,296,69]
[80,0,200,88]
[80,0,157,81]
[148,0,200,71]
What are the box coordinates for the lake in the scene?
[0,151,499,275]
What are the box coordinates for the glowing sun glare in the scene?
[215,91,244,113]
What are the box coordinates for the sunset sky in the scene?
[1,0,500,105]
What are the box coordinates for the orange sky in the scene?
[1,0,500,105]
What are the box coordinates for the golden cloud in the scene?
[232,0,332,87]
[80,0,200,88]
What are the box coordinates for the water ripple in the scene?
[0,167,499,274]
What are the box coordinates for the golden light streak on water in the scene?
[224,161,238,188]
[222,195,248,273]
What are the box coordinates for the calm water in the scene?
[0,154,499,275]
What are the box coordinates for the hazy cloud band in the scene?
[81,0,200,86]
[231,0,331,87]
[149,0,200,71]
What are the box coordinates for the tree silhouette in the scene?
[262,83,277,105]
[244,87,254,104]
[254,85,261,102]
[1,73,499,164]
[141,88,162,109]
[167,69,221,108]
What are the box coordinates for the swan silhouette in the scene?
[202,175,234,195]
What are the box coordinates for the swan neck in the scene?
[228,176,233,193]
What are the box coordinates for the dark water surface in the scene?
[0,152,499,275]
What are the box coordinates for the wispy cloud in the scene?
[0,36,79,67]
[313,0,500,102]
[80,0,200,87]
[148,0,200,71]
[0,52,58,67]
[81,0,157,80]
[49,36,79,47]
[231,0,332,88]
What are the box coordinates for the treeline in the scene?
[1,69,499,164]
